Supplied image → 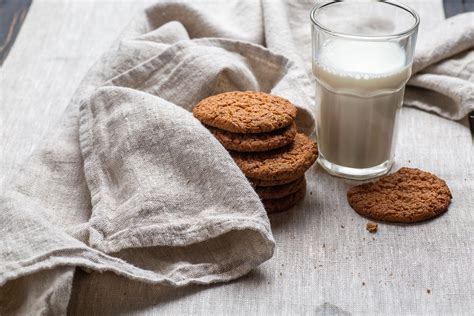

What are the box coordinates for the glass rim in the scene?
[310,1,420,41]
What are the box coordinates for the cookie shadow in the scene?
[268,187,322,233]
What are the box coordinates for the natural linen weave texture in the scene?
[1,0,473,314]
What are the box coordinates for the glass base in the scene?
[318,155,394,180]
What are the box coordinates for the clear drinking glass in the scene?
[310,1,419,180]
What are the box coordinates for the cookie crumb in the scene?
[427,289,431,294]
[366,222,378,233]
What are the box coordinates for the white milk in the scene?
[313,40,411,169]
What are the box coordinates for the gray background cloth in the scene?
[1,0,473,315]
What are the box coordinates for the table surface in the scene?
[0,1,473,315]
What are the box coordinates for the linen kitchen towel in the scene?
[0,11,308,316]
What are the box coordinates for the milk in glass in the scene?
[313,40,411,170]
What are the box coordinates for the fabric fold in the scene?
[407,12,474,120]
[79,85,275,254]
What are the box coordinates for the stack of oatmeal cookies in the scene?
[193,91,318,213]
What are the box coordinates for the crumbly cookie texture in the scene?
[347,167,452,223]
[231,133,318,181]
[207,122,296,152]
[192,91,297,133]
[263,181,306,214]
[255,176,306,200]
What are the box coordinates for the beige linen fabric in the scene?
[407,12,474,119]
[0,0,473,315]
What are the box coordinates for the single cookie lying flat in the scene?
[207,123,297,152]
[263,181,306,214]
[231,133,318,182]
[193,91,297,133]
[347,167,452,223]
[255,176,306,200]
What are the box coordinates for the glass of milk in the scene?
[310,1,419,180]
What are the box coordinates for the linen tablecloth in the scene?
[0,0,473,314]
